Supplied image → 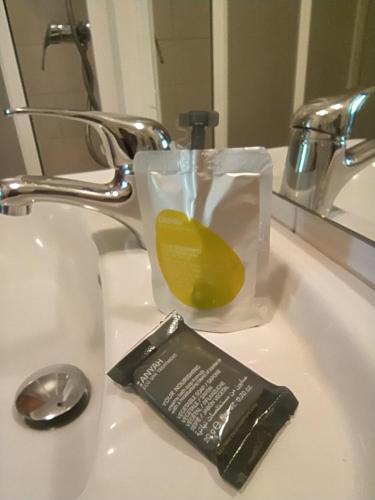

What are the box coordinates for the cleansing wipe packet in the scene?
[108,312,298,489]
[134,148,273,333]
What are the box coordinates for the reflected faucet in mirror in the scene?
[0,108,172,245]
[41,22,90,70]
[281,86,375,216]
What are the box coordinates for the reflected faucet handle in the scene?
[41,23,73,70]
[41,22,91,71]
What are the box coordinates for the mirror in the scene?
[152,0,375,244]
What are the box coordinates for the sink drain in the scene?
[15,364,90,429]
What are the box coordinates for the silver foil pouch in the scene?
[134,148,273,332]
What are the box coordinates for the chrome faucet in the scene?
[281,86,375,215]
[0,108,172,244]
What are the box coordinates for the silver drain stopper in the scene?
[15,364,90,428]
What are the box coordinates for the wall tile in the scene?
[5,0,94,176]
[157,39,211,87]
[5,0,45,46]
[54,91,89,139]
[39,136,99,176]
[17,44,54,96]
[153,0,173,39]
[171,0,210,39]
[153,1,213,144]
[33,0,67,24]
[153,0,210,40]
[228,0,299,148]
[0,67,25,176]
[43,44,83,94]
[27,93,63,140]
[16,44,83,97]
[62,136,101,173]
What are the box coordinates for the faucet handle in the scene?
[41,22,91,71]
[41,24,72,70]
[4,107,171,168]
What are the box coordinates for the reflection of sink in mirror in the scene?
[270,146,375,241]
[0,204,105,500]
[334,165,375,240]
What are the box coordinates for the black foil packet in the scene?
[108,312,298,489]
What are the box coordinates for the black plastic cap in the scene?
[178,110,219,149]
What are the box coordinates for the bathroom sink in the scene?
[1,169,374,499]
[73,172,374,500]
[0,203,105,500]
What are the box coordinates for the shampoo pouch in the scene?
[134,148,273,332]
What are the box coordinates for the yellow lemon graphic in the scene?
[156,209,245,309]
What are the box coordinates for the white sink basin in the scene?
[78,216,375,500]
[0,204,105,500]
[2,170,374,499]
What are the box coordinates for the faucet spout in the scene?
[1,107,173,245]
[0,166,144,244]
[281,86,375,215]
